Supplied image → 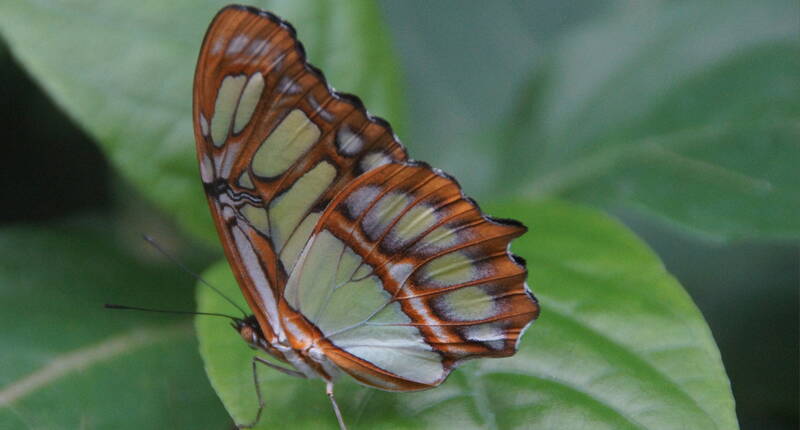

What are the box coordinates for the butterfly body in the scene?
[193,4,539,426]
[233,313,336,382]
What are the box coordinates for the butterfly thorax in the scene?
[233,314,339,381]
[277,306,342,381]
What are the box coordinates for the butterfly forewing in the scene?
[284,163,539,390]
[193,6,407,345]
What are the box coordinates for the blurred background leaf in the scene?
[0,220,229,429]
[499,0,799,240]
[0,0,406,244]
[197,200,736,429]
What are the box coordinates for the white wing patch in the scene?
[462,323,506,350]
[276,76,301,95]
[387,262,414,288]
[336,125,364,156]
[345,185,381,218]
[245,38,270,57]
[231,225,282,339]
[199,154,214,184]
[226,34,249,55]
[199,113,210,137]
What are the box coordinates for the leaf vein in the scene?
[0,322,192,406]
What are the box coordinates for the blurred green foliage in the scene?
[0,0,796,429]
[0,222,228,428]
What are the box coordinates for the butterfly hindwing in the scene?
[284,163,539,390]
[193,6,407,344]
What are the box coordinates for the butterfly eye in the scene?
[236,324,254,344]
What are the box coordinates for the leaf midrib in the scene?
[529,306,718,428]
[0,321,192,407]
[526,119,797,199]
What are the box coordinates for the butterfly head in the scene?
[232,314,263,349]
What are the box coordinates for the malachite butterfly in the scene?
[192,5,539,428]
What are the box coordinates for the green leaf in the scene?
[196,200,737,429]
[504,0,799,240]
[0,0,406,244]
[0,220,229,429]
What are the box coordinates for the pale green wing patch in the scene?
[283,228,444,385]
[211,74,247,147]
[268,160,336,252]
[251,109,322,178]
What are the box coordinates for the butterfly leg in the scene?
[254,355,307,378]
[237,356,306,429]
[326,381,347,430]
[235,357,266,429]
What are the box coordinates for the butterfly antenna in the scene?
[104,304,239,320]
[141,234,248,317]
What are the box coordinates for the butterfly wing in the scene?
[193,6,407,346]
[284,163,539,390]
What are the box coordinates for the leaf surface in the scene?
[503,0,799,239]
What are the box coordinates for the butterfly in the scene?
[192,5,539,429]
